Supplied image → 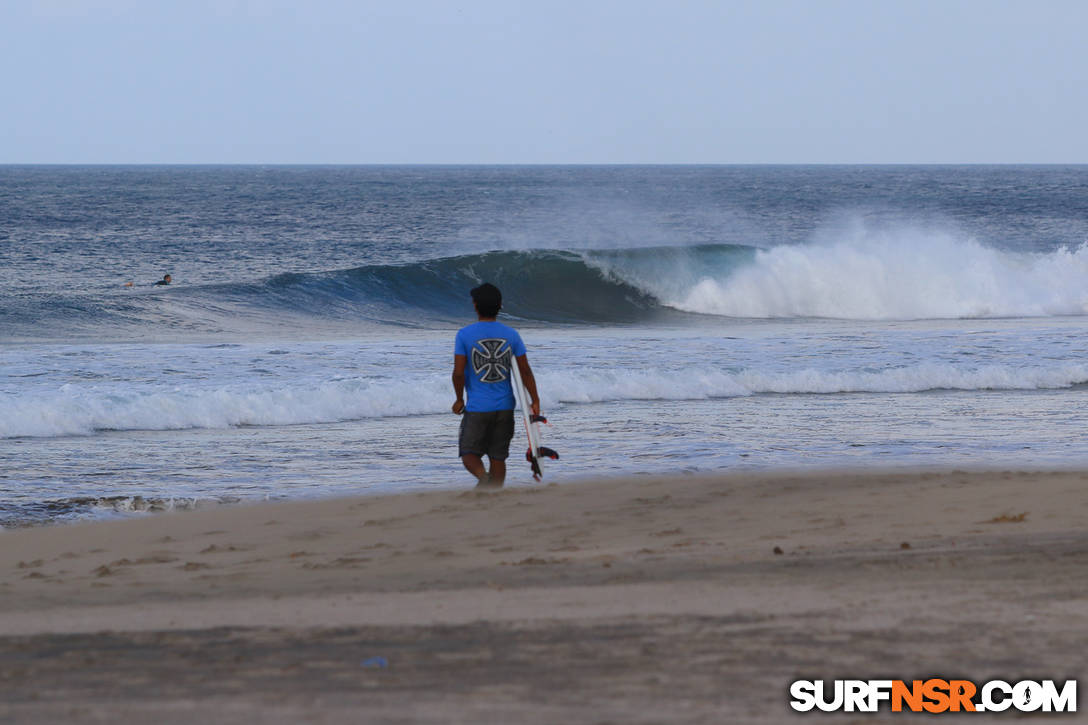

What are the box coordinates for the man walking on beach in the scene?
[452,283,540,489]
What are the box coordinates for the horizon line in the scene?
[2,161,1087,167]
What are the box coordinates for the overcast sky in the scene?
[3,0,1086,164]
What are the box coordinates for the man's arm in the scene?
[452,354,467,414]
[516,354,540,417]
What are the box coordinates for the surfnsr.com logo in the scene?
[790,679,1077,713]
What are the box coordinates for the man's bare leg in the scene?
[488,458,506,486]
[461,454,490,486]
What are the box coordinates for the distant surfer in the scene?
[122,274,172,288]
[452,283,541,489]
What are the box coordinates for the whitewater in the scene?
[667,236,1088,319]
[3,165,1088,525]
[6,353,1088,440]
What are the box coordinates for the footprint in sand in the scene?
[132,554,179,565]
[180,562,213,572]
[362,517,406,527]
[106,554,179,568]
[506,556,570,566]
[199,544,248,554]
[288,530,329,541]
[335,556,371,565]
[300,556,372,570]
[984,512,1028,523]
[633,495,671,505]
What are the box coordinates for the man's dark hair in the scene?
[471,283,502,318]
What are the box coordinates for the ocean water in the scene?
[3,165,1088,526]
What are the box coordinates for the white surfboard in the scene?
[509,354,555,480]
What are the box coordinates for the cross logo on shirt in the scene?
[471,338,512,383]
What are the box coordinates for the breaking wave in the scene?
[4,362,1087,439]
[202,236,1088,322]
[670,232,1088,319]
[4,234,1088,339]
[223,234,1088,322]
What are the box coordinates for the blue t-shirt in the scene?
[455,321,527,412]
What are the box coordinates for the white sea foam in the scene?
[542,363,1088,403]
[4,362,1087,439]
[659,230,1088,319]
[0,378,453,439]
[730,363,1088,395]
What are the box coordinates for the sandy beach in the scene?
[1,469,1086,723]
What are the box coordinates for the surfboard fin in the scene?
[526,446,559,463]
[526,449,543,480]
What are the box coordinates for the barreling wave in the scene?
[212,245,752,324]
[5,234,1088,338]
[246,250,663,323]
[196,235,1088,324]
[4,362,1088,440]
[0,247,730,338]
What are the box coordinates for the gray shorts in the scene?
[458,410,515,460]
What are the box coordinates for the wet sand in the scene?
[2,469,1086,723]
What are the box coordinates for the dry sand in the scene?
[1,469,1086,723]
